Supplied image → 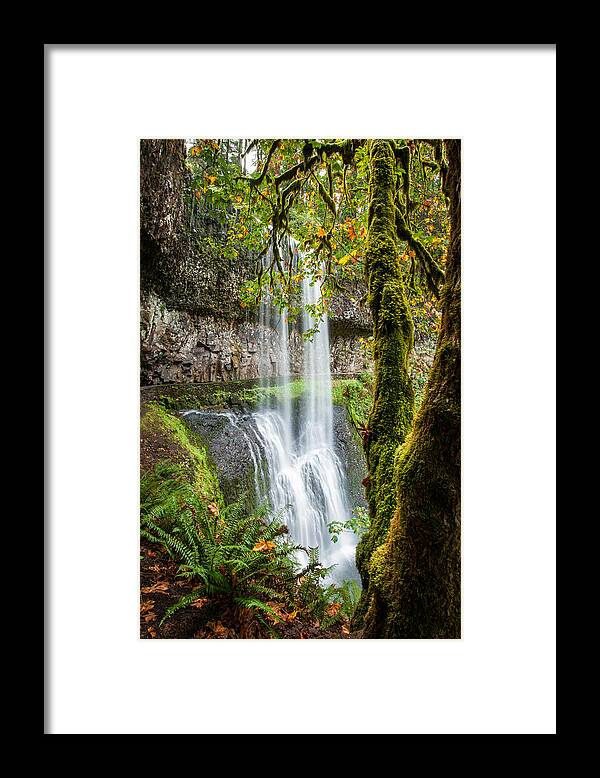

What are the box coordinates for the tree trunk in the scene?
[353,139,415,628]
[361,139,461,639]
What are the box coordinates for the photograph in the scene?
[47,44,555,734]
[139,138,461,639]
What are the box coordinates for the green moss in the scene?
[352,140,416,629]
[331,375,373,433]
[143,378,309,413]
[141,401,223,507]
[216,378,307,408]
[359,139,461,639]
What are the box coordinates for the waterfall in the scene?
[249,241,358,583]
[183,238,359,584]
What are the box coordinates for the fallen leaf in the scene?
[191,598,209,609]
[207,621,228,637]
[147,626,158,638]
[144,613,157,623]
[253,539,276,553]
[141,581,169,594]
[326,602,342,617]
[140,599,155,614]
[341,625,350,635]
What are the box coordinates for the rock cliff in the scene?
[140,140,372,385]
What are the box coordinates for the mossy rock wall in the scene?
[142,378,370,515]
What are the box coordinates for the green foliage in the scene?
[185,138,446,341]
[297,563,362,627]
[336,579,362,621]
[141,402,222,504]
[141,489,332,629]
[331,375,373,432]
[327,506,370,544]
[140,461,195,531]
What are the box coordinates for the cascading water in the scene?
[248,239,358,583]
[183,237,359,584]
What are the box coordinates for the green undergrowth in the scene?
[140,398,363,637]
[140,472,363,635]
[213,378,307,408]
[141,401,222,508]
[149,378,308,413]
[332,372,374,432]
[146,375,375,430]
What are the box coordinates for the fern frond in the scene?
[234,598,283,622]
[159,587,206,626]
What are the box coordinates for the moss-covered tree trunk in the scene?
[361,139,461,638]
[353,140,415,627]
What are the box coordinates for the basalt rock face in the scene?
[140,139,372,386]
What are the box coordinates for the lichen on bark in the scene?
[361,139,461,639]
[353,140,415,627]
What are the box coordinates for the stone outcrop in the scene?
[177,401,368,512]
[140,139,372,386]
[141,290,370,385]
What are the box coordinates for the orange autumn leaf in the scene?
[147,626,158,638]
[317,227,326,238]
[253,539,276,552]
[141,581,169,594]
[341,625,350,635]
[191,598,209,609]
[326,602,342,617]
[207,621,228,637]
[140,599,155,614]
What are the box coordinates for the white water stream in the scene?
[186,238,359,583]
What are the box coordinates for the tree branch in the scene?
[395,207,444,298]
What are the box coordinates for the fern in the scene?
[141,467,335,634]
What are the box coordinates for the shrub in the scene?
[141,492,326,636]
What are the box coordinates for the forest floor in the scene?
[140,398,355,640]
[140,539,352,639]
